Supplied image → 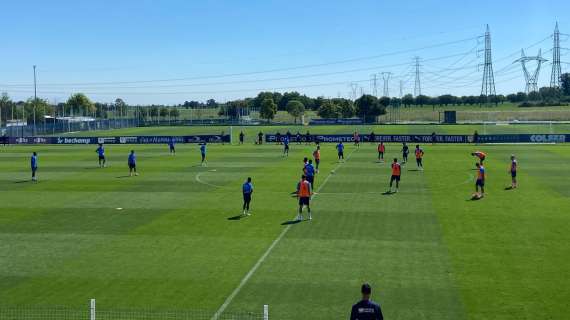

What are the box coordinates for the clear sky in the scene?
[0,0,568,105]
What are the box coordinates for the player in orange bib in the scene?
[388,158,401,193]
[313,146,321,173]
[474,162,485,198]
[377,142,385,162]
[471,151,486,165]
[415,145,424,170]
[296,175,313,221]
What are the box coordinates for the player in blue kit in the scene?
[242,177,253,216]
[200,143,207,166]
[168,138,176,155]
[128,150,138,176]
[336,142,345,161]
[31,152,38,182]
[283,136,290,157]
[305,159,316,187]
[95,143,106,167]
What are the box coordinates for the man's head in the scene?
[317,146,320,150]
[99,143,103,147]
[301,175,306,180]
[33,152,37,156]
[309,159,313,164]
[471,152,476,156]
[393,158,398,163]
[361,283,372,300]
[476,162,481,168]
[511,154,515,160]
[303,157,308,163]
[130,150,135,154]
[416,145,419,148]
[247,177,251,183]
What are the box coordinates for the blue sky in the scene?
[0,0,568,104]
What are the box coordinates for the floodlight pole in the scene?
[33,65,37,135]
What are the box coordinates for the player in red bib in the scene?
[471,151,486,165]
[377,142,385,162]
[474,162,485,198]
[388,158,401,193]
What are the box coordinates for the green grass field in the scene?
[1,127,569,319]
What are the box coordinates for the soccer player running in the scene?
[283,136,290,157]
[200,143,207,166]
[402,142,409,164]
[168,138,176,155]
[377,142,385,162]
[128,150,138,176]
[388,158,401,193]
[336,141,345,161]
[313,145,321,173]
[242,177,253,216]
[471,150,486,165]
[31,152,38,182]
[305,159,316,188]
[475,162,485,198]
[415,144,424,170]
[509,154,518,189]
[96,143,106,167]
[296,175,313,221]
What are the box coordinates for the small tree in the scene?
[561,73,570,96]
[170,108,180,121]
[355,94,385,123]
[317,101,339,118]
[259,98,277,122]
[66,93,95,116]
[286,100,305,123]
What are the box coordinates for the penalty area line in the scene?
[210,147,358,320]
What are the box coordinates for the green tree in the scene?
[317,100,339,118]
[159,107,169,119]
[169,108,180,120]
[332,98,354,117]
[355,94,385,123]
[402,94,414,107]
[259,98,277,121]
[286,100,305,123]
[0,93,15,125]
[25,97,52,124]
[561,73,570,96]
[66,93,95,116]
[150,106,159,122]
[378,96,391,109]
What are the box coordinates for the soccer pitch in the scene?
[1,131,569,319]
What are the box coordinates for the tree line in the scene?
[1,73,569,125]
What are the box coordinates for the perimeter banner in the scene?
[6,135,230,145]
[265,134,570,144]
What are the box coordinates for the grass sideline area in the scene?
[1,126,569,319]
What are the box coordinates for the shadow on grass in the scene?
[382,191,395,195]
[227,215,244,221]
[14,180,30,184]
[504,186,514,190]
[116,175,131,179]
[408,169,422,172]
[281,220,302,225]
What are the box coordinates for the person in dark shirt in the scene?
[239,131,244,144]
[257,132,263,145]
[350,283,383,320]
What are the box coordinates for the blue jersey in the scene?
[169,140,175,147]
[337,143,344,152]
[200,144,206,154]
[305,163,315,177]
[242,182,253,194]
[128,153,136,165]
[283,137,289,145]
[31,155,38,169]
[96,147,105,156]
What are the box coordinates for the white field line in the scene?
[210,148,358,320]
[195,171,224,188]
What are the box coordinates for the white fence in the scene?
[0,299,269,320]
